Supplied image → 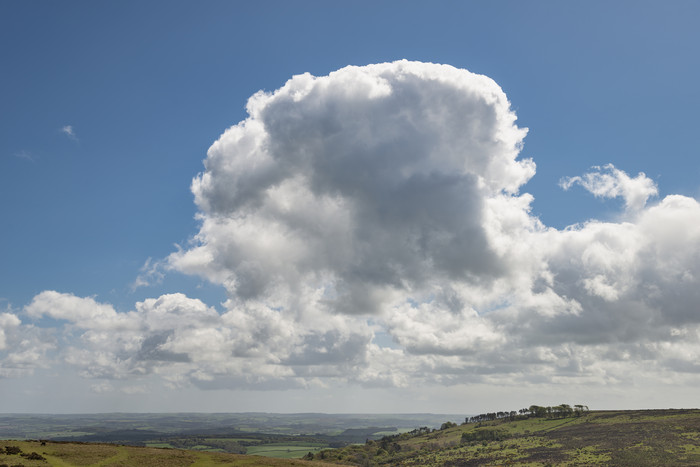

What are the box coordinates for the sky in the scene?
[2,1,700,414]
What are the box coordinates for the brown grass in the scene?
[0,440,336,467]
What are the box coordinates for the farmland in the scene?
[0,413,458,459]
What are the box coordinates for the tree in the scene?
[440,421,457,430]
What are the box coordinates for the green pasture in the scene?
[246,442,327,458]
[372,427,413,437]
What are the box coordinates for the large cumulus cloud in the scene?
[172,62,535,319]
[18,61,700,393]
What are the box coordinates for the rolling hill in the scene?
[312,408,700,466]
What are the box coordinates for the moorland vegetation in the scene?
[310,405,700,466]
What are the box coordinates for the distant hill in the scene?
[0,412,462,440]
[311,408,700,466]
[0,412,462,461]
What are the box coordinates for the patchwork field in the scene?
[0,413,457,460]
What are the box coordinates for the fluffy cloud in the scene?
[0,313,21,351]
[165,61,700,388]
[0,311,51,378]
[24,291,372,388]
[172,61,534,317]
[560,163,658,211]
[26,292,224,381]
[15,61,700,394]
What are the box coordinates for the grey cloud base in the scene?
[8,61,700,398]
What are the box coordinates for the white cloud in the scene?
[61,125,77,140]
[90,381,114,393]
[560,163,658,211]
[0,311,51,378]
[14,150,35,162]
[27,292,221,380]
[131,257,166,290]
[26,291,139,332]
[22,291,368,388]
[10,62,700,400]
[0,313,21,351]
[173,61,534,312]
[121,385,149,395]
[164,61,700,390]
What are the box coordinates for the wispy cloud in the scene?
[14,150,35,163]
[131,257,166,291]
[90,382,114,394]
[61,125,78,141]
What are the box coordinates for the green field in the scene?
[246,443,327,459]
[370,428,414,437]
[145,442,176,448]
[119,437,327,459]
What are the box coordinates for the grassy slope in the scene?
[0,440,336,467]
[314,409,700,466]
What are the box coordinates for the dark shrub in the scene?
[461,428,508,443]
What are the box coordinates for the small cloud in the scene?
[131,257,166,291]
[560,163,658,211]
[61,125,78,141]
[90,382,114,394]
[14,150,35,163]
[121,385,149,395]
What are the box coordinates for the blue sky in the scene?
[2,1,700,413]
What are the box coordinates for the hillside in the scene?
[312,408,700,466]
[0,439,337,466]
